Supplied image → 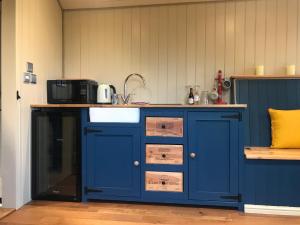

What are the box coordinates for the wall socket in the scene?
[24,72,31,83]
[30,74,37,84]
[23,72,37,84]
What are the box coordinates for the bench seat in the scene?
[245,147,300,160]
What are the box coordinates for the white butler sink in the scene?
[89,107,140,123]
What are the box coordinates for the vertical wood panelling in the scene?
[86,11,98,77]
[234,1,246,73]
[275,0,288,73]
[244,0,256,74]
[176,5,187,104]
[64,0,300,103]
[265,0,277,74]
[122,9,132,78]
[104,11,115,82]
[224,1,235,76]
[195,4,206,90]
[255,0,267,66]
[157,6,168,103]
[167,6,177,103]
[131,8,141,73]
[114,9,125,91]
[297,1,300,74]
[205,3,216,89]
[16,0,62,206]
[131,8,141,74]
[64,12,81,77]
[148,8,160,103]
[80,11,89,77]
[186,5,196,87]
[94,11,105,80]
[139,7,150,102]
[215,2,226,73]
[286,0,298,65]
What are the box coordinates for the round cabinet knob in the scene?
[133,161,140,166]
[190,152,196,159]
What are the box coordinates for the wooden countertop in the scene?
[31,104,247,108]
[245,147,300,160]
[231,75,300,79]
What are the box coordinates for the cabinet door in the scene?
[85,126,140,197]
[32,109,81,201]
[188,112,239,202]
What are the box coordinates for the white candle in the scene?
[287,65,296,75]
[256,65,264,76]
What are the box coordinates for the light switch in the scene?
[27,62,33,73]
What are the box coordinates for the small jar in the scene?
[200,91,209,105]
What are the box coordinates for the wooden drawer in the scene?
[146,144,183,165]
[145,171,183,192]
[145,117,183,137]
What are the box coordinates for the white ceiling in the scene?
[58,0,219,10]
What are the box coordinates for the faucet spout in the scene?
[122,73,146,104]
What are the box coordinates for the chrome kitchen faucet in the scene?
[121,73,146,104]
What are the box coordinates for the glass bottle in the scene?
[188,88,194,105]
[194,85,200,104]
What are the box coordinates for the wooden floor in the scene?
[1,201,300,225]
[0,208,14,220]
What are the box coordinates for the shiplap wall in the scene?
[15,0,62,208]
[64,0,300,103]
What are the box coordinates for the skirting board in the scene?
[244,204,300,216]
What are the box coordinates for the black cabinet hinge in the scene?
[220,194,242,202]
[84,187,103,194]
[84,127,103,135]
[221,113,242,121]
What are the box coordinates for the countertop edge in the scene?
[30,104,247,108]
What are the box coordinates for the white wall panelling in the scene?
[17,0,62,207]
[1,0,62,208]
[64,0,300,103]
[1,0,18,209]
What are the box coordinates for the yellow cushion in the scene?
[269,108,300,148]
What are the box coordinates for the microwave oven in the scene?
[47,79,98,104]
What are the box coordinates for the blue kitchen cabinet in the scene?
[188,112,240,203]
[81,107,245,208]
[84,126,141,199]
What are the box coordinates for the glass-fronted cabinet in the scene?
[31,108,81,201]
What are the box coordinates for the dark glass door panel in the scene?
[32,109,81,201]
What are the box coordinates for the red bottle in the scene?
[215,70,226,104]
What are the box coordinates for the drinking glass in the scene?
[200,91,209,105]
